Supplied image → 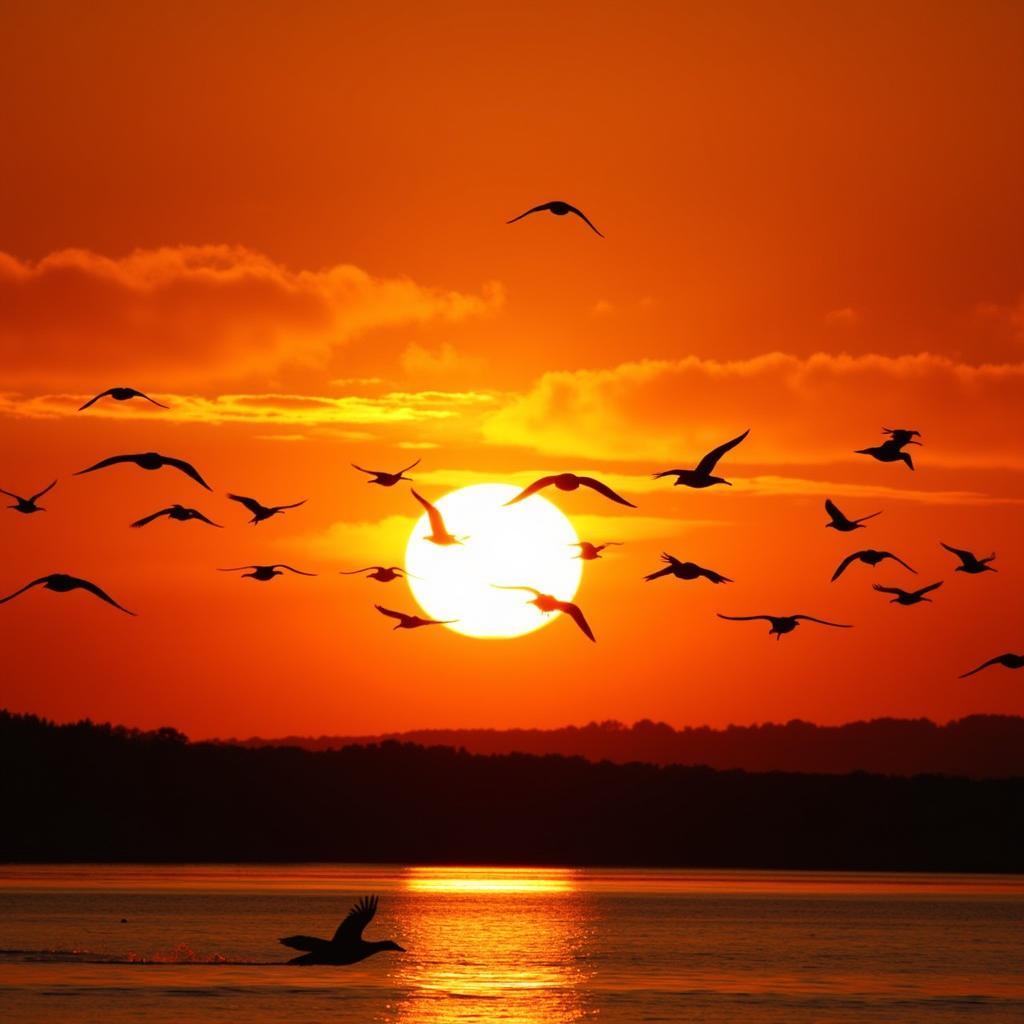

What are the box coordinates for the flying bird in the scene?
[872,582,943,606]
[506,201,604,237]
[831,549,916,582]
[340,566,410,582]
[653,429,750,489]
[1,480,56,514]
[504,474,635,508]
[960,653,1024,679]
[855,438,914,470]
[493,586,595,641]
[131,504,221,529]
[644,553,732,584]
[75,452,211,489]
[717,613,851,639]
[375,605,455,629]
[280,895,405,966]
[824,498,881,532]
[351,459,420,487]
[79,387,168,411]
[411,489,465,545]
[882,427,922,447]
[218,564,317,581]
[228,493,307,525]
[571,541,622,560]
[940,542,997,574]
[0,573,134,614]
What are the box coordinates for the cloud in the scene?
[296,515,418,561]
[0,246,503,387]
[734,476,1023,506]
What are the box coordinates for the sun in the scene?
[405,483,583,639]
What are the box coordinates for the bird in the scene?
[1,480,56,514]
[824,498,881,532]
[882,427,922,447]
[493,586,595,641]
[504,474,636,508]
[855,438,914,470]
[571,541,622,560]
[351,459,420,486]
[872,582,943,606]
[75,452,211,489]
[279,895,405,966]
[0,573,134,614]
[375,605,455,630]
[506,201,603,237]
[717,613,851,640]
[78,387,168,411]
[411,489,465,545]
[831,549,916,582]
[653,429,750,489]
[960,654,1024,679]
[218,564,317,581]
[644,553,733,584]
[940,542,997,574]
[227,493,307,525]
[131,505,221,529]
[340,566,410,582]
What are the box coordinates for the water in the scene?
[0,865,1021,1022]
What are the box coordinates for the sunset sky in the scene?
[2,0,1023,737]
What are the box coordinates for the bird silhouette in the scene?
[504,474,635,508]
[717,613,850,640]
[79,387,168,411]
[855,438,914,470]
[493,586,595,641]
[644,554,732,584]
[653,429,749,489]
[882,427,922,447]
[75,452,211,489]
[824,498,881,532]
[831,549,916,582]
[280,895,404,965]
[228,493,307,525]
[506,201,603,237]
[411,489,465,545]
[376,605,455,629]
[940,542,997,574]
[1,480,56,514]
[571,541,622,560]
[960,653,1024,679]
[872,582,943,606]
[340,566,410,582]
[0,573,134,614]
[131,504,221,529]
[351,459,420,486]
[218,564,316,581]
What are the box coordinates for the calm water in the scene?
[0,865,1021,1022]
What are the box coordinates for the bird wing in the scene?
[872,584,903,596]
[566,205,604,237]
[340,567,379,575]
[554,600,596,641]
[853,510,882,524]
[130,508,171,528]
[333,895,378,944]
[699,566,733,584]
[228,494,264,514]
[218,566,260,572]
[162,457,212,490]
[506,203,553,224]
[351,464,376,476]
[375,605,405,621]
[274,499,307,511]
[831,553,861,581]
[0,487,21,500]
[72,578,135,615]
[940,542,973,563]
[29,480,58,502]
[917,581,944,596]
[883,552,917,574]
[192,510,222,527]
[75,454,136,475]
[398,458,421,475]
[493,585,542,597]
[504,477,559,506]
[792,615,851,628]
[137,391,169,408]
[652,469,686,479]
[824,498,845,525]
[644,566,673,581]
[0,577,50,604]
[279,934,323,952]
[78,389,113,410]
[717,614,773,622]
[960,657,1001,679]
[696,429,750,475]
[411,489,449,535]
[275,565,317,576]
[578,477,637,508]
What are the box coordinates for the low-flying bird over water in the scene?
[280,895,404,965]
[352,459,420,486]
[505,474,636,508]
[79,387,168,411]
[76,452,211,489]
[653,429,749,489]
[855,438,914,470]
[0,573,134,614]
[941,542,997,574]
[506,200,604,237]
[228,493,307,525]
[960,653,1024,679]
[340,566,409,582]
[832,549,916,582]
[219,564,316,581]
[412,489,465,544]
[1,480,56,514]
[882,427,922,447]
[376,605,455,629]
[824,498,881,532]
[571,541,622,560]
[873,582,943,606]
[493,586,595,641]
[717,613,851,639]
[644,554,732,584]
[131,504,221,529]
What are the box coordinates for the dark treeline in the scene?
[2,710,1022,871]
[230,715,1024,779]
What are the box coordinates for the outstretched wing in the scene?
[0,487,19,500]
[275,565,317,576]
[793,615,851,628]
[191,510,222,527]
[698,566,733,584]
[506,203,554,224]
[0,577,50,605]
[218,566,260,572]
[872,584,903,596]
[333,895,379,944]
[824,498,845,525]
[644,566,673,581]
[164,457,211,490]
[130,508,171,529]
[504,476,559,506]
[411,489,448,535]
[717,613,773,622]
[375,605,405,621]
[579,477,637,508]
[940,542,973,563]
[228,494,264,514]
[493,585,542,597]
[279,934,324,952]
[555,600,596,641]
[71,577,135,615]
[340,567,380,575]
[566,205,604,237]
[75,454,136,475]
[696,429,749,476]
[882,552,916,574]
[136,390,169,409]
[29,480,58,503]
[78,389,114,410]
[652,468,686,480]
[960,656,1002,679]
[351,464,377,476]
[275,499,308,511]
[831,552,861,582]
[398,458,421,475]
[916,581,943,596]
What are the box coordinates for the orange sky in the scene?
[1,0,1023,737]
